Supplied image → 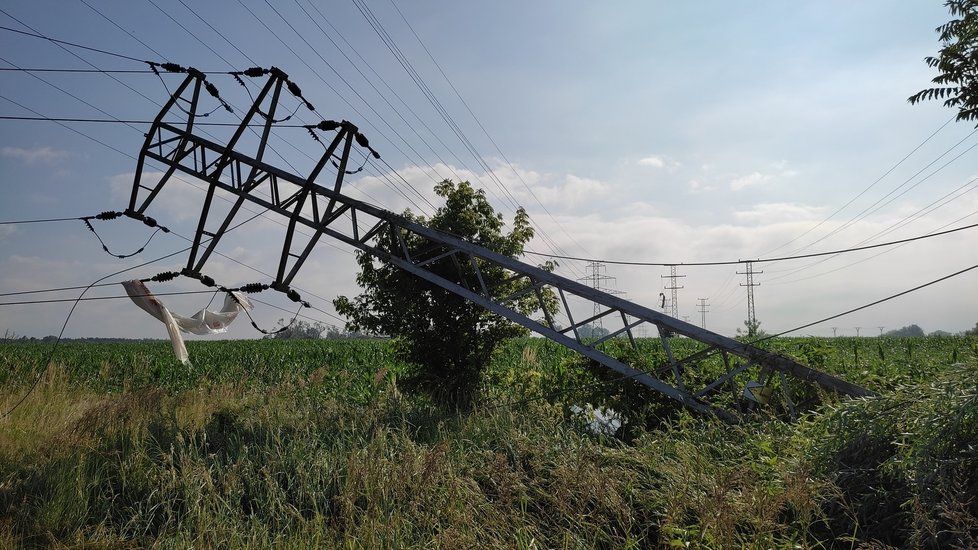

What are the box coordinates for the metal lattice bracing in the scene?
[129,71,872,421]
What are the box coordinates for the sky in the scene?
[1,0,976,342]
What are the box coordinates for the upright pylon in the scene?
[697,297,709,329]
[578,261,624,326]
[661,265,685,319]
[737,261,762,337]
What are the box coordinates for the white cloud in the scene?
[733,203,823,224]
[638,154,680,172]
[687,179,717,194]
[638,155,665,168]
[0,224,16,240]
[1,146,70,164]
[110,171,213,224]
[730,171,771,191]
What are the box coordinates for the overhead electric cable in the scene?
[0,290,215,306]
[781,128,978,257]
[0,22,147,63]
[524,221,978,267]
[759,115,958,256]
[0,94,133,158]
[0,67,157,73]
[768,209,978,286]
[387,0,591,257]
[291,0,470,192]
[252,0,439,212]
[352,0,581,274]
[0,245,191,419]
[0,55,141,132]
[763,263,978,338]
[0,12,167,110]
[765,176,978,282]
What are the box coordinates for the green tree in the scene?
[334,180,557,407]
[908,0,978,124]
[265,319,325,339]
[736,318,766,338]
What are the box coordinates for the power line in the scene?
[524,221,978,267]
[780,128,978,257]
[764,177,978,283]
[768,209,978,286]
[0,114,318,127]
[0,67,157,74]
[387,0,591,258]
[759,115,957,256]
[0,22,148,63]
[0,290,215,306]
[0,244,192,419]
[0,94,134,158]
[763,262,978,338]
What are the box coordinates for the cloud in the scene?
[733,202,823,224]
[110,171,212,224]
[0,224,16,241]
[513,173,608,210]
[638,154,680,171]
[730,171,771,191]
[638,155,666,168]
[1,146,71,164]
[687,179,718,194]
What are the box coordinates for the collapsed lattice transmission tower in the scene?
[127,69,871,421]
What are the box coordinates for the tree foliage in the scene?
[884,324,926,337]
[334,180,558,407]
[908,0,978,124]
[265,319,325,340]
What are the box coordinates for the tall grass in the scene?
[1,336,975,547]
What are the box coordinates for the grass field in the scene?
[1,335,976,548]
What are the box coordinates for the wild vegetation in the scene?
[1,335,975,548]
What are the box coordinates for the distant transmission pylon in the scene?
[697,297,709,329]
[737,261,762,337]
[661,265,686,319]
[578,261,624,327]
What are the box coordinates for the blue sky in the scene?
[1,0,976,340]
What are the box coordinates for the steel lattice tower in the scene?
[578,261,624,326]
[661,265,685,319]
[737,261,762,337]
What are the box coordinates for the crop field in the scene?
[1,335,976,548]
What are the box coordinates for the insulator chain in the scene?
[229,66,314,123]
[80,210,170,259]
[146,61,233,116]
[137,270,312,335]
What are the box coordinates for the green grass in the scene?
[0,336,976,548]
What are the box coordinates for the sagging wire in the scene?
[81,211,171,259]
[147,62,233,116]
[145,269,312,336]
[303,119,382,174]
[0,246,192,420]
[230,66,315,123]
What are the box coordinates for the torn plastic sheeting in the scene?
[122,280,253,364]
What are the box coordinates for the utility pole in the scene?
[737,261,762,337]
[578,261,624,327]
[855,327,862,337]
[697,297,709,329]
[878,326,885,336]
[661,265,686,319]
[831,327,838,337]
